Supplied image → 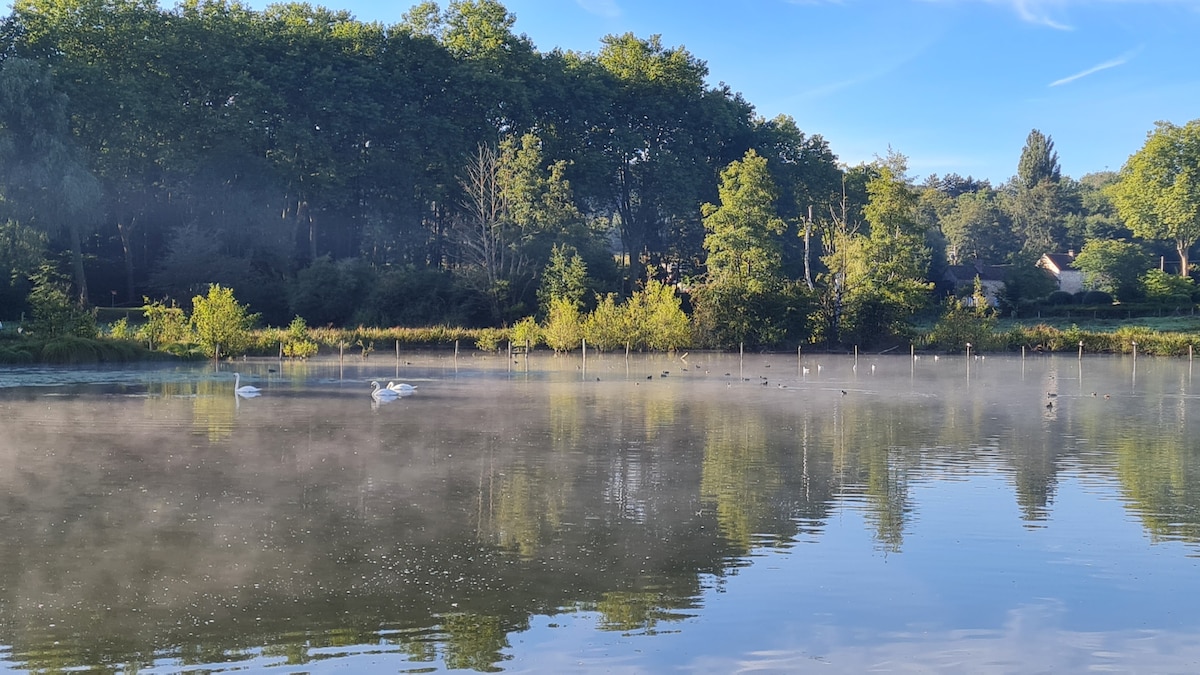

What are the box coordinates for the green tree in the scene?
[540,296,582,352]
[581,293,625,351]
[139,296,190,351]
[941,191,1018,264]
[26,264,97,338]
[694,149,788,346]
[190,284,258,358]
[1107,119,1200,276]
[1017,129,1061,190]
[0,56,102,303]
[1140,268,1196,304]
[1071,239,1150,302]
[636,279,690,351]
[537,243,588,315]
[838,155,931,346]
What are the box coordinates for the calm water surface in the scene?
[1,352,1199,673]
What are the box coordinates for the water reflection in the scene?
[0,353,1199,672]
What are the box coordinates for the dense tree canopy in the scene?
[0,0,1195,350]
[1108,120,1200,276]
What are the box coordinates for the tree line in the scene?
[1,0,1198,351]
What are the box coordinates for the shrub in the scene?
[474,327,507,352]
[541,297,582,353]
[1080,290,1114,305]
[510,316,541,350]
[42,336,99,364]
[1046,291,1075,305]
[190,284,259,358]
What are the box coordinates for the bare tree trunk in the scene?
[69,224,89,305]
[116,216,137,303]
[803,204,814,290]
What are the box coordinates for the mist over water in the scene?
[1,352,1199,673]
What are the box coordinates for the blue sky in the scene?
[10,0,1200,184]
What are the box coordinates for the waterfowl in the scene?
[370,381,399,399]
[233,373,261,395]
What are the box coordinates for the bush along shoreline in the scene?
[5,280,1199,365]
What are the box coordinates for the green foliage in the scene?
[927,297,1001,352]
[291,257,371,327]
[510,316,540,349]
[633,280,691,351]
[702,149,786,292]
[1081,290,1114,305]
[537,244,588,316]
[106,317,134,341]
[581,294,626,351]
[1046,291,1075,305]
[190,284,259,358]
[0,346,36,363]
[541,296,582,352]
[1017,129,1061,190]
[1141,269,1196,305]
[1108,119,1200,276]
[281,316,319,358]
[27,264,97,339]
[997,256,1059,308]
[1071,239,1150,301]
[474,327,507,352]
[139,297,191,352]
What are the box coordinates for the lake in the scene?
[1,351,1199,673]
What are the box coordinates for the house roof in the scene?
[944,263,1008,283]
[1040,253,1078,273]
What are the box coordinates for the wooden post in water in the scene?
[1132,340,1138,360]
[1078,340,1084,360]
[396,339,400,363]
[582,338,587,379]
[854,345,858,367]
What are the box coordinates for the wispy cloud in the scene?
[1008,0,1073,29]
[1049,48,1140,86]
[576,0,622,19]
[921,0,1200,31]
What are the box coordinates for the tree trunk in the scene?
[1177,238,1190,277]
[116,216,137,303]
[69,224,89,305]
[803,204,814,290]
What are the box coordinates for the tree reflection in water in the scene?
[0,353,1199,672]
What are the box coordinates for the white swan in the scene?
[370,381,399,399]
[234,373,261,395]
[387,381,417,393]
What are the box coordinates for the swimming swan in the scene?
[387,382,417,393]
[370,381,399,399]
[234,373,261,395]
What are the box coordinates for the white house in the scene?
[1038,252,1084,294]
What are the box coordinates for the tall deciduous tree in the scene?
[941,191,1017,264]
[837,154,932,346]
[1071,239,1149,301]
[701,150,786,291]
[694,150,788,347]
[1107,119,1200,276]
[0,56,101,302]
